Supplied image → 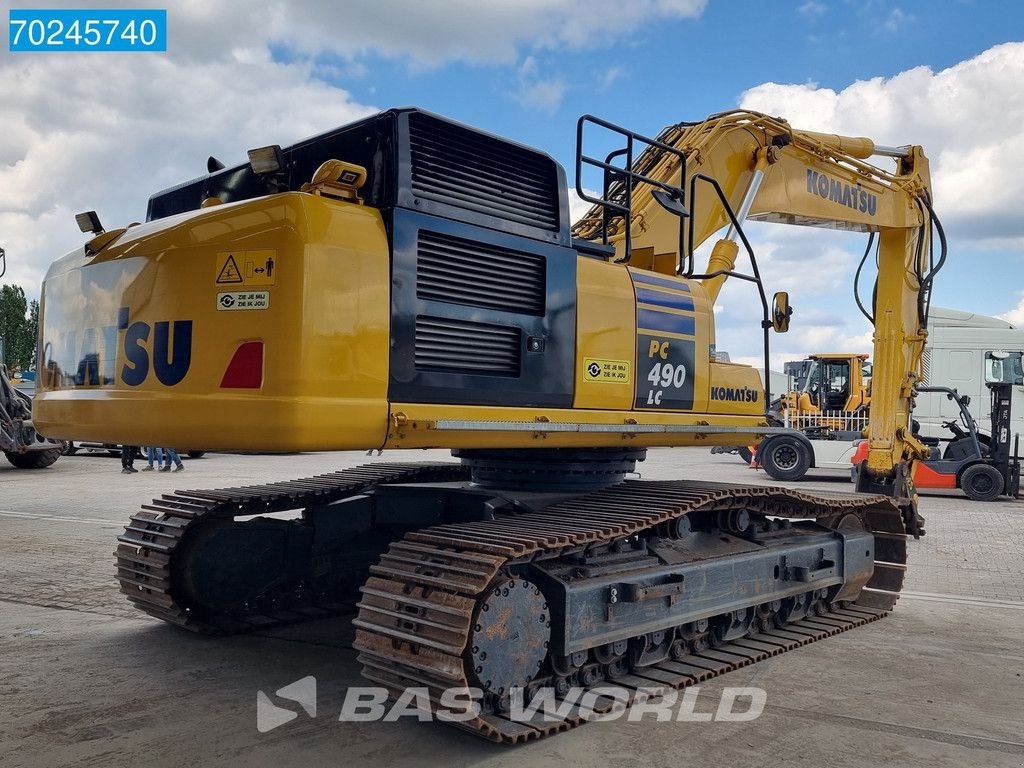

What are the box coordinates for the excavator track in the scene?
[352,478,909,743]
[115,462,471,633]
[116,461,910,743]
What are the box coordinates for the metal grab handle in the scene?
[618,576,685,603]
[786,560,837,583]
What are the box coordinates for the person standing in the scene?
[120,445,139,474]
[158,447,185,472]
[141,447,163,471]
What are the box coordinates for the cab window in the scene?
[984,351,1024,384]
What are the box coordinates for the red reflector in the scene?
[220,341,264,389]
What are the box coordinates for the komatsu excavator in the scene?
[35,108,942,742]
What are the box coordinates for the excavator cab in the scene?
[800,353,870,413]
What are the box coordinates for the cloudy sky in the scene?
[2,0,1023,367]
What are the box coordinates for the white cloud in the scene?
[881,8,913,34]
[798,1,826,19]
[515,79,567,112]
[729,322,873,372]
[717,304,874,371]
[33,0,705,68]
[601,66,626,90]
[0,1,711,296]
[0,50,375,296]
[707,223,879,366]
[513,56,567,112]
[712,43,1024,366]
[751,236,855,294]
[739,43,1024,247]
[998,293,1024,327]
[568,187,601,224]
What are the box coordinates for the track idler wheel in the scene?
[468,576,551,697]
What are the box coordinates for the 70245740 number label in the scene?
[9,9,167,52]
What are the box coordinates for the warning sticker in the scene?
[584,357,631,384]
[216,254,243,284]
[215,250,276,286]
[217,291,270,311]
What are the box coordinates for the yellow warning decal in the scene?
[215,250,277,286]
[215,253,243,284]
[583,357,631,383]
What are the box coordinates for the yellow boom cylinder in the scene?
[796,130,876,159]
[701,238,739,305]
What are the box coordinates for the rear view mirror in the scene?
[772,292,793,333]
[652,189,689,218]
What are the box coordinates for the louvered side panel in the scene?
[408,113,560,232]
[417,231,545,316]
[415,317,521,377]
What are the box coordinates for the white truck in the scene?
[917,306,1024,455]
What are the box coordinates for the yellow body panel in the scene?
[37,193,392,450]
[573,258,635,410]
[36,195,772,452]
[707,361,765,417]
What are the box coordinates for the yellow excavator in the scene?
[780,353,872,422]
[714,352,871,463]
[35,108,941,742]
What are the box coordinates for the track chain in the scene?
[353,478,908,743]
[115,462,470,632]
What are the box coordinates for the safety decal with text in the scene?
[584,357,631,384]
[217,291,270,311]
[215,250,277,286]
[636,336,694,410]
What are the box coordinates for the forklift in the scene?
[852,382,1021,501]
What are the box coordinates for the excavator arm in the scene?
[574,110,941,514]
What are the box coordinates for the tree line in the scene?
[0,285,40,373]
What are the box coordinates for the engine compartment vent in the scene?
[417,231,546,316]
[415,316,521,377]
[408,112,560,232]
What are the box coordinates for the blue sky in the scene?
[3,0,1023,366]
[322,0,1016,155]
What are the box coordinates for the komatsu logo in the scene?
[711,387,759,403]
[56,306,193,387]
[806,170,877,216]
